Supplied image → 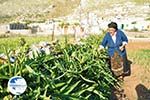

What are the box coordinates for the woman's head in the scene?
[108,22,118,35]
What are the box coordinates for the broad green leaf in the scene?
[25,65,38,75]
[80,74,95,83]
[64,80,81,95]
[93,90,106,99]
[0,74,9,79]
[53,82,66,89]
[60,78,73,92]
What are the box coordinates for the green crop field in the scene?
[0,34,76,54]
[0,33,150,99]
[0,36,50,53]
[0,34,119,99]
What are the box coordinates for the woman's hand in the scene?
[120,41,127,51]
[98,45,104,51]
[119,45,125,51]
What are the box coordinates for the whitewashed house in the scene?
[0,24,9,33]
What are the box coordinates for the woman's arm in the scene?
[121,31,128,45]
[99,33,108,49]
[120,31,128,51]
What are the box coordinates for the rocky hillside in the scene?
[0,0,80,23]
[0,0,149,23]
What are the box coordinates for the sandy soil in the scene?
[122,41,150,100]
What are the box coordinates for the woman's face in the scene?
[108,28,116,35]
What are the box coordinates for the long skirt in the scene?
[110,51,128,77]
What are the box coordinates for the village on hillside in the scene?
[0,1,150,37]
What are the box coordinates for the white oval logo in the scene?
[8,76,27,95]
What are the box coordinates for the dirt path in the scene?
[123,64,150,100]
[122,41,150,100]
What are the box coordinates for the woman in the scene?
[99,22,128,79]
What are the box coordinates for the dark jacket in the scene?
[101,30,128,57]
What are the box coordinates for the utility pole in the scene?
[51,19,55,41]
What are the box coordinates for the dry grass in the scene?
[127,41,150,67]
[127,41,150,51]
